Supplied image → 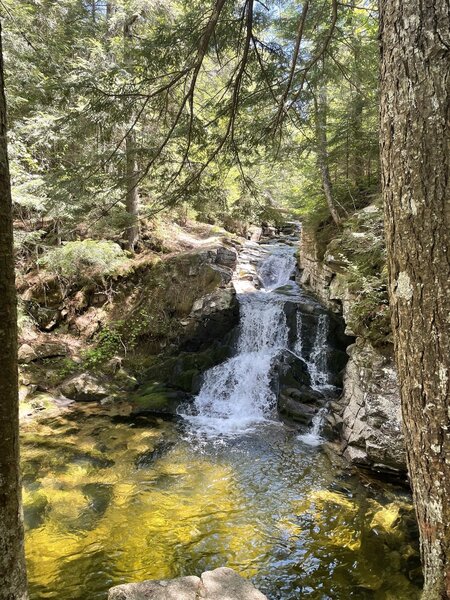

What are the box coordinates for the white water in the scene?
[258,250,296,291]
[295,312,333,392]
[184,243,295,435]
[297,407,327,446]
[308,314,330,390]
[184,240,332,440]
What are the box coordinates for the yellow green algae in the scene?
[21,406,422,600]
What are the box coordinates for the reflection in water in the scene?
[21,407,422,600]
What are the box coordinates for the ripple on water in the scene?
[22,409,422,600]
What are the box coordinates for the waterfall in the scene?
[187,298,288,434]
[297,407,327,447]
[183,239,335,439]
[183,244,295,436]
[308,314,330,390]
[294,313,331,392]
[257,249,296,291]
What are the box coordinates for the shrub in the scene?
[39,240,126,280]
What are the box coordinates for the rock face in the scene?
[20,239,240,407]
[327,341,406,474]
[298,223,407,475]
[18,341,67,364]
[107,567,268,600]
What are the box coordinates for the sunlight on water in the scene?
[22,407,422,600]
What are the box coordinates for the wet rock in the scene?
[107,567,268,600]
[278,221,299,236]
[182,288,239,352]
[59,373,110,402]
[272,350,324,424]
[272,349,311,388]
[142,345,233,395]
[131,385,189,417]
[278,395,318,424]
[215,246,238,268]
[135,440,176,467]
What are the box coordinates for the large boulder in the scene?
[181,288,239,352]
[130,383,189,418]
[107,568,268,600]
[141,344,233,397]
[18,341,68,364]
[59,373,110,402]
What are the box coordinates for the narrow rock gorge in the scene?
[298,207,406,476]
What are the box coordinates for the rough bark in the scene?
[379,2,450,598]
[314,88,341,226]
[0,24,29,600]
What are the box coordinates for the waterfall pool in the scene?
[22,410,422,600]
[22,238,423,599]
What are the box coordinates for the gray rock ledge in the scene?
[108,567,268,600]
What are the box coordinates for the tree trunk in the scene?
[106,1,115,21]
[314,88,341,226]
[125,131,140,252]
[350,94,364,188]
[350,41,364,189]
[380,2,450,599]
[0,24,29,600]
[123,14,140,252]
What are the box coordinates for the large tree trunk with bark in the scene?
[380,2,450,598]
[0,24,29,600]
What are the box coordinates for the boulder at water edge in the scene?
[107,567,268,600]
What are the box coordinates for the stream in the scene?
[21,237,422,599]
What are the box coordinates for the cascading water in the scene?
[308,314,331,390]
[297,407,327,446]
[294,313,332,442]
[257,250,296,291]
[294,312,332,392]
[184,243,295,435]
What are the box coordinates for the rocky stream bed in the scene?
[21,228,422,599]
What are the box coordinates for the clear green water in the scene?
[22,406,422,600]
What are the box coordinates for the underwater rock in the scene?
[107,567,268,600]
[131,385,189,418]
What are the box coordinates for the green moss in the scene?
[134,392,174,411]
